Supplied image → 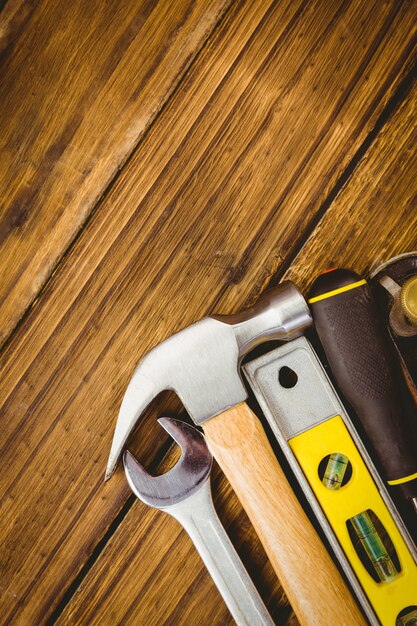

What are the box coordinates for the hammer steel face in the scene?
[106,281,311,479]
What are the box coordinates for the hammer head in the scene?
[106,281,311,479]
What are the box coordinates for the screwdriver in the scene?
[308,268,417,513]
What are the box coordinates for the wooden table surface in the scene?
[1,1,416,624]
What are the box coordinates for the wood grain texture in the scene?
[55,447,290,626]
[0,0,231,344]
[285,73,417,290]
[0,0,416,624]
[203,403,365,626]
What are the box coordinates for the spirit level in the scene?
[244,337,417,626]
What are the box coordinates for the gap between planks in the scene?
[46,56,417,624]
[0,0,237,354]
[1,2,414,620]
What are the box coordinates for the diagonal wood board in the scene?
[0,0,416,623]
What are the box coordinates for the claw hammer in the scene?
[106,282,365,626]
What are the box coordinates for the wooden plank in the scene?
[56,48,417,626]
[0,0,416,623]
[55,451,289,626]
[285,78,417,289]
[0,2,282,622]
[0,0,232,344]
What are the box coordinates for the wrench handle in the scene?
[170,480,274,626]
[203,402,365,626]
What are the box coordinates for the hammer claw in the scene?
[107,282,312,479]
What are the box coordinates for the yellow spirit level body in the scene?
[244,337,417,625]
[291,416,417,624]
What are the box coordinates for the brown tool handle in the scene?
[309,268,417,501]
[203,402,365,626]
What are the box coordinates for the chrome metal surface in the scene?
[124,418,212,507]
[379,275,417,337]
[107,281,311,479]
[371,252,417,337]
[412,497,417,516]
[124,418,274,626]
[370,251,417,278]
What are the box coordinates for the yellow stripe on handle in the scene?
[308,279,366,303]
[387,471,417,485]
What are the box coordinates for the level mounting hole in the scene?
[278,366,298,388]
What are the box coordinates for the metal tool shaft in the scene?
[123,419,274,626]
[166,480,274,626]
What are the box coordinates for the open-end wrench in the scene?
[123,417,274,626]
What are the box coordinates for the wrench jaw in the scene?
[123,418,212,508]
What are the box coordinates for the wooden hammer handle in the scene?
[203,402,365,626]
